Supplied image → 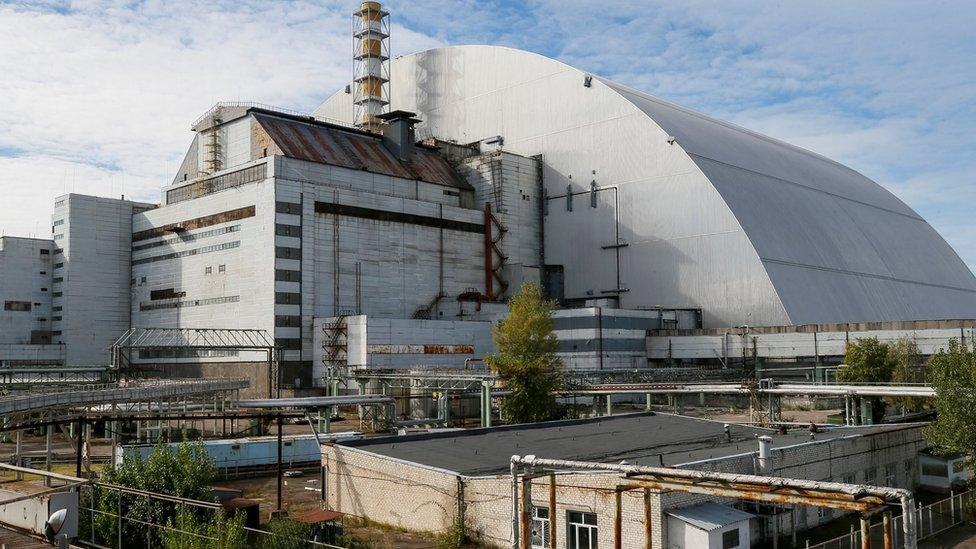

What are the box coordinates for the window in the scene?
[567,511,597,549]
[275,246,301,260]
[52,316,61,321]
[865,468,877,485]
[275,269,301,282]
[4,301,32,312]
[54,262,63,268]
[52,277,62,283]
[275,224,302,237]
[53,219,64,227]
[140,276,146,284]
[843,473,856,485]
[39,249,50,255]
[39,271,47,275]
[722,528,740,549]
[218,264,226,273]
[531,507,550,549]
[52,292,62,297]
[40,287,47,292]
[205,266,212,275]
[53,234,63,241]
[884,464,896,487]
[275,292,301,305]
[922,461,949,478]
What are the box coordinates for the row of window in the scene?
[139,295,240,311]
[531,508,599,549]
[204,264,227,275]
[132,224,240,252]
[131,240,240,266]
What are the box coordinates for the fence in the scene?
[808,490,972,549]
[75,483,345,549]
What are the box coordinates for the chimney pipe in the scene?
[757,435,772,473]
[353,2,390,132]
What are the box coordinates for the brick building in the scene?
[321,413,926,548]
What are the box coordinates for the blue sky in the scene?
[1,0,974,274]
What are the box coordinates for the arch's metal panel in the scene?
[606,82,976,324]
[316,45,975,326]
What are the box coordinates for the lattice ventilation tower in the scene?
[353,1,390,133]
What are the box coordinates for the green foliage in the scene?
[485,283,564,423]
[837,337,896,383]
[837,337,898,423]
[888,337,929,411]
[82,441,216,548]
[261,517,312,549]
[162,507,247,549]
[925,340,976,469]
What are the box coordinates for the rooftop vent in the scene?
[377,110,421,160]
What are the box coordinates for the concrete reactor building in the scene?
[1,11,975,390]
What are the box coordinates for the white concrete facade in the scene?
[52,194,154,365]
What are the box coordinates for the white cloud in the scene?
[1,0,974,274]
[0,0,443,235]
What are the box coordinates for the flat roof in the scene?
[338,412,916,476]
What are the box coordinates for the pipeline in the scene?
[510,455,917,549]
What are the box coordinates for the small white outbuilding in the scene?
[667,502,754,549]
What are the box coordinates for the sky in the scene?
[0,0,974,273]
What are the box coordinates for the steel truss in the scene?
[112,328,280,398]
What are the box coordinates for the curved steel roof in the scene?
[316,45,976,326]
[604,81,976,324]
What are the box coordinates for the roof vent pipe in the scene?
[757,435,772,473]
[377,110,421,160]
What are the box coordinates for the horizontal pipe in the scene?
[512,456,917,549]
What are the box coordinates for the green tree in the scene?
[837,337,896,383]
[924,339,976,472]
[486,283,564,423]
[83,441,216,548]
[163,507,247,549]
[888,337,928,412]
[837,337,897,423]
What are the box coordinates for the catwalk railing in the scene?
[808,489,972,549]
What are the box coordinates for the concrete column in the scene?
[14,430,22,480]
[860,398,873,425]
[645,393,652,411]
[45,426,52,487]
[606,394,613,416]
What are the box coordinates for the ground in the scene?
[921,523,976,548]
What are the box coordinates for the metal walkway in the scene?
[0,378,249,415]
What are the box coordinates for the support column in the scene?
[606,394,613,417]
[548,474,557,549]
[45,425,52,487]
[645,394,652,412]
[882,511,892,549]
[860,514,871,549]
[276,414,283,512]
[643,488,652,549]
[860,398,872,425]
[520,476,532,548]
[14,430,22,480]
[614,488,623,549]
[75,417,83,478]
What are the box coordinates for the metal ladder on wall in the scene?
[322,315,348,396]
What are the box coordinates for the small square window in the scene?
[140,276,146,284]
[722,528,740,549]
[205,266,212,274]
[218,264,226,273]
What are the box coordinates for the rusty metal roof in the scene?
[252,111,469,190]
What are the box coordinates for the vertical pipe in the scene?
[277,414,283,512]
[45,425,52,487]
[643,488,652,549]
[75,416,83,478]
[614,488,623,549]
[14,430,22,480]
[549,474,557,549]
